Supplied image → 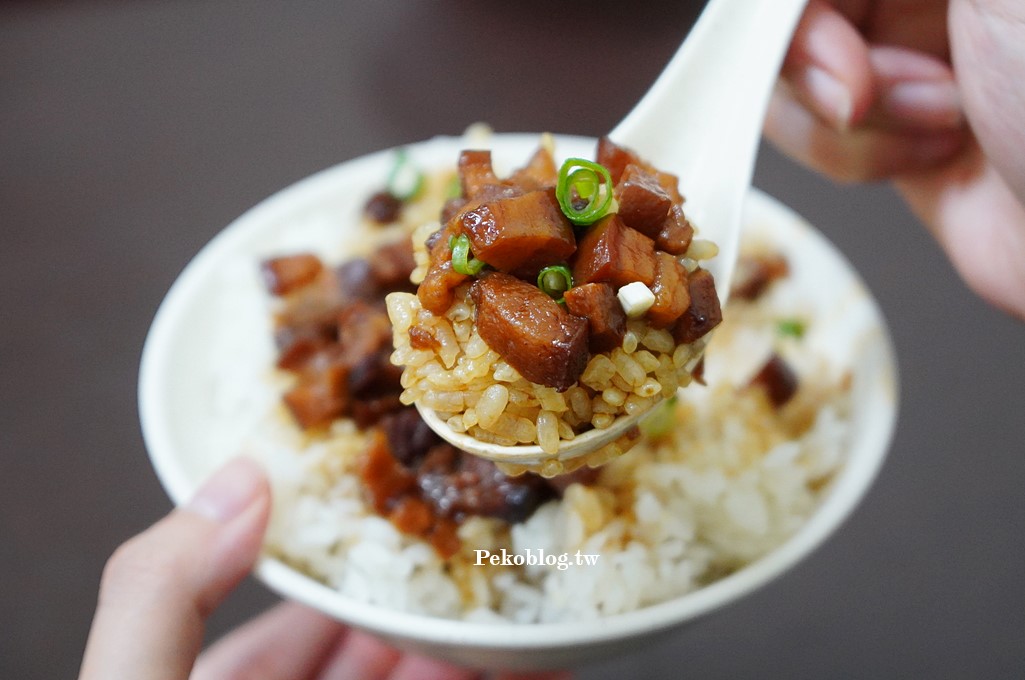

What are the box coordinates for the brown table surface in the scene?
[2,1,1023,678]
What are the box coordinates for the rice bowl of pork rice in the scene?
[139,132,898,670]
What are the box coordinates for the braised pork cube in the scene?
[260,253,324,296]
[458,150,501,199]
[596,136,640,184]
[417,259,469,314]
[596,137,684,203]
[335,258,380,303]
[369,237,416,292]
[363,191,402,224]
[380,408,443,468]
[749,353,798,407]
[361,429,462,557]
[337,300,392,366]
[656,205,694,256]
[461,189,576,274]
[731,252,790,300]
[273,323,334,371]
[672,268,722,343]
[470,272,589,391]
[508,146,559,191]
[416,444,554,523]
[425,220,461,265]
[572,214,657,289]
[456,150,523,203]
[283,362,349,430]
[648,252,691,328]
[563,282,626,353]
[614,164,673,238]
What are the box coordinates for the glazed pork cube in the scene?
[672,268,722,343]
[470,272,589,391]
[648,252,691,328]
[460,188,576,274]
[572,214,657,289]
[656,205,694,256]
[563,282,627,353]
[614,164,673,238]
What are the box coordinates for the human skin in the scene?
[79,457,571,680]
[765,0,1025,319]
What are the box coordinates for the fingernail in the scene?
[799,66,853,131]
[187,457,266,522]
[881,80,963,129]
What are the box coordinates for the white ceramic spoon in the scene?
[419,0,808,469]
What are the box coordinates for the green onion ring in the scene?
[537,265,573,302]
[451,234,487,276]
[556,158,614,226]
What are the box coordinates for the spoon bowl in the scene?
[423,0,809,465]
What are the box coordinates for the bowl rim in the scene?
[139,132,899,650]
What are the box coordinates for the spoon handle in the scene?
[612,0,807,153]
[610,0,807,291]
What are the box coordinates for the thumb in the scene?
[79,457,271,680]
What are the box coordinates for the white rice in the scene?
[212,247,852,622]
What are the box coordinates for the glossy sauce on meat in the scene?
[470,272,590,391]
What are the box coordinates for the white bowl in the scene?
[139,133,898,670]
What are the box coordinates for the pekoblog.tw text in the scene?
[473,548,599,571]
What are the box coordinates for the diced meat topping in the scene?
[417,259,469,315]
[596,136,684,203]
[458,149,502,200]
[595,136,639,184]
[260,253,324,296]
[563,282,627,353]
[749,353,799,407]
[656,205,694,256]
[417,444,555,524]
[614,164,673,238]
[672,268,723,344]
[731,252,790,300]
[267,237,593,558]
[361,406,575,557]
[460,189,576,274]
[572,214,657,289]
[470,272,590,391]
[282,361,349,430]
[415,140,719,392]
[363,191,403,224]
[269,243,411,430]
[648,252,691,329]
[369,237,417,292]
[508,146,559,190]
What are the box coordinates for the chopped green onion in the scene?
[387,149,424,201]
[445,173,462,199]
[640,395,677,439]
[451,234,487,275]
[555,158,614,226]
[777,318,807,339]
[537,265,573,301]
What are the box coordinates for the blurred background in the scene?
[1,1,1022,677]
